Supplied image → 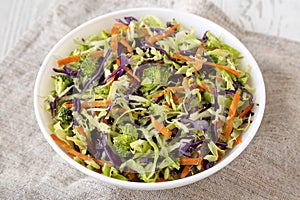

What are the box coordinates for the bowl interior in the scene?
[34,7,265,190]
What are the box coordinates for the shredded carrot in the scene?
[110,27,119,52]
[173,54,196,62]
[81,100,112,108]
[200,82,214,94]
[156,178,167,182]
[168,86,185,92]
[180,165,191,178]
[153,91,166,99]
[65,100,112,109]
[235,136,242,144]
[127,171,136,181]
[113,23,129,30]
[204,61,241,77]
[116,58,121,66]
[119,38,133,55]
[107,74,117,85]
[51,134,112,167]
[51,134,93,161]
[77,127,86,137]
[147,24,180,44]
[77,127,96,155]
[223,91,240,138]
[194,45,205,71]
[180,157,202,165]
[124,66,141,82]
[150,115,172,138]
[135,28,150,40]
[239,105,253,118]
[172,94,182,104]
[173,55,187,61]
[183,77,189,89]
[153,87,184,99]
[228,91,240,117]
[57,55,80,66]
[89,50,104,58]
[111,107,127,113]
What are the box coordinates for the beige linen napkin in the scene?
[0,0,299,199]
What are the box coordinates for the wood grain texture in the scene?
[0,0,54,61]
[0,0,299,61]
[213,0,300,42]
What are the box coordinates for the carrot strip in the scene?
[173,54,195,62]
[51,134,112,167]
[180,165,191,178]
[127,171,136,181]
[147,24,180,44]
[204,61,241,77]
[223,91,240,138]
[172,94,181,104]
[228,91,240,116]
[89,50,104,58]
[57,55,80,66]
[110,27,119,52]
[183,77,189,89]
[119,38,133,55]
[235,136,242,145]
[239,105,253,118]
[77,127,96,155]
[150,115,172,138]
[180,157,202,165]
[65,103,73,109]
[194,45,205,71]
[107,74,117,85]
[152,87,184,99]
[51,134,93,161]
[200,82,214,94]
[113,23,129,30]
[156,178,167,182]
[124,66,141,82]
[168,86,185,92]
[153,91,166,99]
[81,100,112,108]
[65,100,112,109]
[173,55,187,61]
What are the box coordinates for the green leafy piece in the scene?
[130,139,151,154]
[204,141,225,162]
[51,74,73,97]
[119,123,139,138]
[113,134,137,158]
[102,164,128,181]
[80,57,99,77]
[55,106,73,128]
[141,66,172,91]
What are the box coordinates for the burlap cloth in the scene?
[0,0,299,199]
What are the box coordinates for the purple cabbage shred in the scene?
[200,31,209,43]
[141,40,181,65]
[82,48,112,92]
[53,65,79,78]
[100,133,122,167]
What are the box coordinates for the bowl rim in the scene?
[34,7,266,190]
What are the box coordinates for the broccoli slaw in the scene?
[45,15,256,182]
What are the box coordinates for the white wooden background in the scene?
[0,0,299,61]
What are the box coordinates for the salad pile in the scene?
[46,15,255,182]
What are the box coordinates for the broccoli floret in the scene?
[56,106,73,128]
[113,134,136,158]
[80,57,98,77]
[51,74,73,97]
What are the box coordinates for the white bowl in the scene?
[34,7,265,190]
